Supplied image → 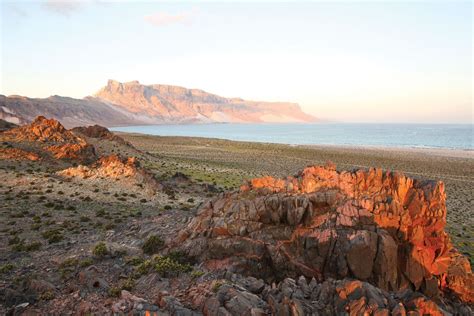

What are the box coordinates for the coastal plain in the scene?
[119,133,474,262]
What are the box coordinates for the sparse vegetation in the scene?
[142,235,164,255]
[92,242,108,257]
[0,263,15,274]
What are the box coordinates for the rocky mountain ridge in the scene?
[0,80,317,128]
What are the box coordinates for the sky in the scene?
[0,0,472,123]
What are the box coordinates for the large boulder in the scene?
[177,164,473,305]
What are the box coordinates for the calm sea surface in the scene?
[111,123,474,150]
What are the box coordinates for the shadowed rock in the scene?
[177,163,473,310]
[72,124,130,146]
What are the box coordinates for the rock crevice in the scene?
[177,164,473,307]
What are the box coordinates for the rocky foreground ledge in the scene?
[0,117,472,315]
[176,163,473,314]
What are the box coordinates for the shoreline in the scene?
[114,131,473,159]
[303,143,474,159]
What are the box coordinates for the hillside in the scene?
[0,80,317,128]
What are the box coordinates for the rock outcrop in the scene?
[57,154,161,193]
[0,116,96,162]
[177,164,473,310]
[72,124,131,146]
[0,119,17,132]
[0,148,40,161]
[194,273,459,316]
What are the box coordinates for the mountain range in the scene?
[0,80,317,128]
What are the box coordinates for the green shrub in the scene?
[212,281,224,293]
[41,229,63,244]
[12,240,42,252]
[92,242,108,257]
[108,286,121,297]
[126,256,144,266]
[23,241,42,251]
[39,291,55,300]
[8,236,20,245]
[191,270,205,278]
[120,278,135,291]
[136,259,153,275]
[95,209,106,217]
[79,258,93,267]
[60,258,79,268]
[0,263,15,273]
[154,256,191,277]
[142,235,164,255]
[31,223,42,231]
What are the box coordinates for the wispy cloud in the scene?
[42,0,84,16]
[144,12,192,27]
[6,4,29,18]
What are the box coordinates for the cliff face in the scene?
[94,80,317,123]
[0,80,317,127]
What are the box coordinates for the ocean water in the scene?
[111,123,474,150]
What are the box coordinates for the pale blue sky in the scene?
[1,0,472,123]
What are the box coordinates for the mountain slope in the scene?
[0,95,144,128]
[94,80,317,123]
[0,80,317,127]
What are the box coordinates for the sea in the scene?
[110,123,474,151]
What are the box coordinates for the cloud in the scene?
[144,12,192,27]
[42,0,84,16]
[6,4,29,18]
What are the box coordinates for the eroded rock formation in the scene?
[0,148,40,161]
[72,124,130,146]
[0,116,96,162]
[177,163,473,310]
[57,154,161,193]
[193,273,459,315]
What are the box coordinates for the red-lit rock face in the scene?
[178,164,473,303]
[57,154,161,193]
[1,116,96,162]
[2,116,78,143]
[0,148,41,161]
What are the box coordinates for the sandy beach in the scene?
[118,133,474,262]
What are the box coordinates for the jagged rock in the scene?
[57,154,161,193]
[71,124,130,146]
[195,275,467,316]
[157,291,200,316]
[1,116,77,142]
[177,164,473,309]
[0,116,96,162]
[44,142,95,161]
[78,266,109,291]
[0,148,40,161]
